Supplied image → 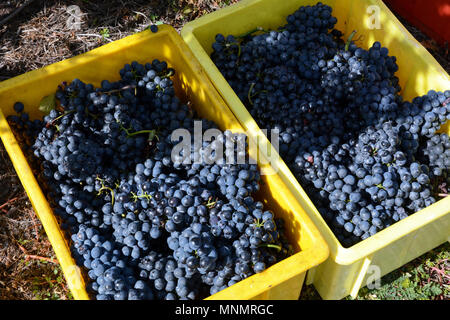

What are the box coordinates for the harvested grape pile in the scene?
[210,3,450,247]
[8,60,293,300]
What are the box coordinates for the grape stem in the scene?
[131,191,152,203]
[118,121,158,141]
[102,84,136,95]
[254,218,265,228]
[236,26,268,39]
[225,42,241,57]
[96,176,115,206]
[258,243,282,251]
[160,68,175,79]
[248,83,256,105]
[345,30,357,51]
[206,197,217,208]
[49,110,76,126]
[376,184,386,190]
[52,110,75,123]
[127,129,157,138]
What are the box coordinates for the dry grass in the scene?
[0,141,71,300]
[0,0,240,80]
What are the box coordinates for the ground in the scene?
[0,140,71,300]
[299,242,449,300]
[0,0,448,300]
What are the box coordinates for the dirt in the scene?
[0,140,71,299]
[0,0,239,80]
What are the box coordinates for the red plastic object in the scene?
[383,0,450,46]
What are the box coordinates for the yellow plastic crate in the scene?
[180,0,450,300]
[0,25,329,300]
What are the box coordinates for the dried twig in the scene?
[17,241,58,264]
[0,196,21,211]
[0,0,37,28]
[26,209,40,242]
[26,254,58,264]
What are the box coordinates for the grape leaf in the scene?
[183,7,192,14]
[39,94,56,115]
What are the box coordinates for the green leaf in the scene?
[401,278,410,288]
[39,94,56,115]
[430,285,442,296]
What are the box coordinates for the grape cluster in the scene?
[420,134,450,175]
[210,3,450,247]
[8,59,293,300]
